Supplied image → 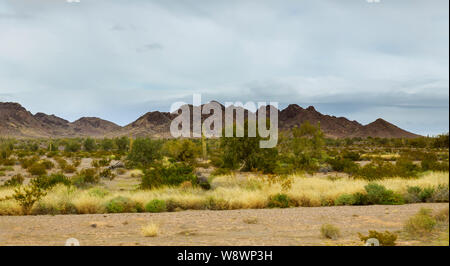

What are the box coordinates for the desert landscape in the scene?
[0,101,448,246]
[0,0,448,250]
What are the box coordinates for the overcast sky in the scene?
[0,0,448,136]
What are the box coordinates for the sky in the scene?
[0,0,448,136]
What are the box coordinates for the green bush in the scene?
[268,193,290,208]
[33,173,71,190]
[163,139,200,163]
[326,157,359,173]
[334,194,356,206]
[145,199,167,213]
[364,183,404,205]
[33,201,77,215]
[140,163,196,189]
[65,141,81,152]
[12,181,47,215]
[72,168,99,187]
[404,186,422,203]
[105,196,143,213]
[27,163,47,176]
[358,230,397,246]
[351,192,369,205]
[2,174,24,187]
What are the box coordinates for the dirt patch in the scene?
[0,203,447,246]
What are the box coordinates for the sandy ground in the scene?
[0,203,447,246]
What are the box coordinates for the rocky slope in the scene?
[0,101,421,139]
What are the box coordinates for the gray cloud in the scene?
[0,0,448,135]
[136,43,164,53]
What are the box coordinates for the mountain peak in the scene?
[0,101,421,139]
[306,106,317,112]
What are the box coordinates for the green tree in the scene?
[83,138,97,152]
[220,120,278,173]
[127,138,163,168]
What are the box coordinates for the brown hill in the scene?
[0,102,120,138]
[0,101,421,139]
[350,118,420,139]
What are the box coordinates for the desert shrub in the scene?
[434,207,449,223]
[210,167,232,177]
[55,157,68,169]
[87,187,110,198]
[2,174,24,187]
[268,193,290,208]
[351,192,369,205]
[140,163,196,189]
[115,136,129,152]
[334,194,356,206]
[72,168,99,187]
[63,164,77,174]
[326,157,359,173]
[404,186,436,203]
[431,184,449,202]
[99,168,115,180]
[65,141,81,152]
[100,138,115,151]
[105,196,143,213]
[33,199,77,215]
[320,224,341,240]
[404,186,422,203]
[404,208,437,236]
[98,158,111,167]
[355,157,419,180]
[20,156,39,169]
[141,223,159,237]
[27,163,47,176]
[364,183,404,205]
[41,160,55,170]
[163,139,200,163]
[1,158,16,166]
[12,181,47,215]
[72,158,82,167]
[33,173,71,190]
[145,199,167,213]
[358,230,397,246]
[127,138,162,168]
[341,150,361,161]
[421,153,449,172]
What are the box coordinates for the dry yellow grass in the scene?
[0,171,448,215]
[141,223,159,237]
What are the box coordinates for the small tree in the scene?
[220,120,278,173]
[115,136,129,152]
[83,138,97,152]
[127,138,162,168]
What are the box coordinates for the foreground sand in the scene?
[0,203,447,246]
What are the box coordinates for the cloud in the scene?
[0,0,448,135]
[136,43,164,53]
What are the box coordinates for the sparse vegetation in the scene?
[358,230,397,246]
[141,223,159,237]
[321,224,340,240]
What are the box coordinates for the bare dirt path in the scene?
[0,203,447,246]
